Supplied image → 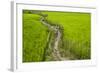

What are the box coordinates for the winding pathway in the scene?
[40,16,64,61]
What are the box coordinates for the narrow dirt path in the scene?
[40,16,64,61]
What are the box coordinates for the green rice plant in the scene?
[42,11,91,59]
[23,13,49,62]
[23,10,91,62]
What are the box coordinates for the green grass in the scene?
[42,11,91,59]
[23,13,49,62]
[23,10,91,62]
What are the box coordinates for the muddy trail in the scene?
[40,16,66,61]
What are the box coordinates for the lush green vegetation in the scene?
[23,13,49,62]
[23,10,91,62]
[43,11,91,59]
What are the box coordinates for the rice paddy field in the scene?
[23,13,49,62]
[23,10,91,62]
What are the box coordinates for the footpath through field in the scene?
[40,16,66,61]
